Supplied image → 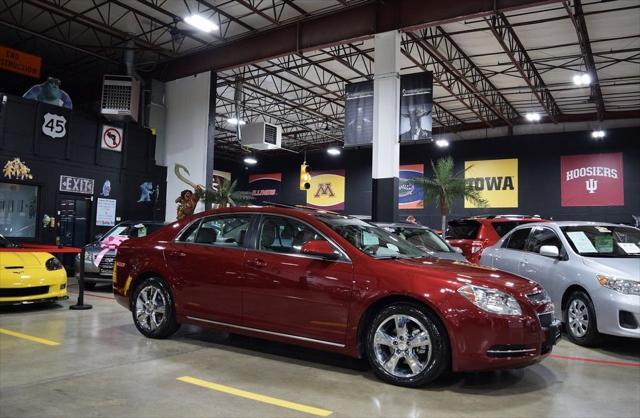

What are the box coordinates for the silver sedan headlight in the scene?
[458,284,522,316]
[597,275,640,296]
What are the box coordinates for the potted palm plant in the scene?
[205,178,254,208]
[411,157,487,237]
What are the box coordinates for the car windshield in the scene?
[0,234,16,248]
[102,223,164,240]
[316,215,424,259]
[561,225,640,258]
[390,227,451,253]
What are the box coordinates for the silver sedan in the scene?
[480,221,640,346]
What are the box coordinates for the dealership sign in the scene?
[59,175,94,195]
[465,158,518,208]
[306,170,345,210]
[249,173,282,202]
[561,152,624,207]
[399,164,424,209]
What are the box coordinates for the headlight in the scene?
[597,275,640,296]
[458,284,522,315]
[45,257,63,271]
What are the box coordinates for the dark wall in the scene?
[218,127,639,229]
[0,94,166,244]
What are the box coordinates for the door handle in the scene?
[247,258,268,268]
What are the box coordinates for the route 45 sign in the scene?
[42,113,67,139]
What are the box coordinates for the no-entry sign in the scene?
[101,125,123,152]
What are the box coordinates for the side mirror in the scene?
[301,240,339,260]
[539,245,560,258]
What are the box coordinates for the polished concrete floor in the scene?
[1,282,639,418]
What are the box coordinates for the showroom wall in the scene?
[220,127,639,229]
[0,94,166,243]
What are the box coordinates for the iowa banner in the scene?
[399,164,424,209]
[248,172,282,203]
[561,152,624,207]
[306,170,345,210]
[465,159,518,208]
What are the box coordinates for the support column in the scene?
[371,30,401,222]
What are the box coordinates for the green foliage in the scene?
[410,156,488,216]
[205,178,254,207]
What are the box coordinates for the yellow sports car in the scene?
[0,235,68,305]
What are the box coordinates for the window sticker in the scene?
[387,243,400,252]
[617,243,640,254]
[362,231,379,246]
[566,231,598,253]
[594,235,613,252]
[595,226,611,233]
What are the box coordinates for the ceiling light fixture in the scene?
[573,73,591,86]
[591,129,605,139]
[435,139,450,148]
[243,156,258,165]
[184,14,219,33]
[227,117,246,125]
[525,112,541,122]
[327,147,341,156]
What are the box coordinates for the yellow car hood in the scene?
[0,252,51,268]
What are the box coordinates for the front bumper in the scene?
[593,290,640,339]
[0,270,68,305]
[0,295,68,306]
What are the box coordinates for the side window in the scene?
[194,215,251,246]
[504,227,532,250]
[259,216,325,254]
[527,227,562,254]
[179,220,201,243]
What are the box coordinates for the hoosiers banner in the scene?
[561,152,624,207]
[249,172,282,203]
[399,164,424,209]
[306,170,345,210]
[465,159,518,208]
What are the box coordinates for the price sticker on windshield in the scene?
[617,243,640,254]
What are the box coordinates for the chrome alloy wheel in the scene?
[568,299,589,338]
[373,314,432,378]
[135,285,167,332]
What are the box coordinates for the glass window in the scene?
[504,227,532,250]
[103,222,165,240]
[492,221,536,237]
[178,220,201,243]
[526,227,562,253]
[392,227,451,253]
[561,225,640,258]
[0,182,38,238]
[195,215,251,246]
[259,216,327,255]
[447,220,481,239]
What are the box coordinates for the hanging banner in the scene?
[561,152,624,207]
[399,164,424,209]
[0,45,41,78]
[465,159,518,208]
[249,172,282,202]
[399,72,433,142]
[96,198,117,226]
[101,125,123,152]
[344,81,374,147]
[306,170,346,210]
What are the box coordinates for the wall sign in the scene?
[344,81,374,147]
[465,158,518,208]
[249,173,282,202]
[59,175,94,195]
[101,125,123,152]
[561,152,624,207]
[399,72,433,142]
[399,164,424,209]
[0,45,41,78]
[96,198,116,226]
[306,170,346,210]
[42,113,67,139]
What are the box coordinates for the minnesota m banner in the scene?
[464,159,518,208]
[306,169,345,210]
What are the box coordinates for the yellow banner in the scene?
[306,170,345,210]
[464,159,518,208]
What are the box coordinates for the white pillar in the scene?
[371,30,401,222]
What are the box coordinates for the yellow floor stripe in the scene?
[0,328,60,346]
[177,376,332,416]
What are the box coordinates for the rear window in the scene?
[492,221,533,237]
[447,220,481,239]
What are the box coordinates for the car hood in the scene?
[388,257,539,295]
[582,257,640,281]
[425,251,468,262]
[0,252,49,268]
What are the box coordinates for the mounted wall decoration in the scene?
[399,72,433,142]
[101,125,123,152]
[138,182,156,202]
[96,198,117,227]
[0,45,41,78]
[23,77,73,109]
[560,152,624,207]
[306,170,346,211]
[464,158,518,208]
[399,164,424,209]
[41,112,67,139]
[3,158,33,180]
[249,173,282,202]
[101,180,112,197]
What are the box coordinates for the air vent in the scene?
[100,75,140,122]
[264,124,277,145]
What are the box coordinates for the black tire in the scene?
[365,304,449,387]
[131,277,180,339]
[83,281,96,290]
[563,290,601,347]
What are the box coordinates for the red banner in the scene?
[561,152,624,207]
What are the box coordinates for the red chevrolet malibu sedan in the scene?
[113,206,560,387]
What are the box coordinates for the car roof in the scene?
[521,221,630,228]
[374,222,432,230]
[193,205,344,220]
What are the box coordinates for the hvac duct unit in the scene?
[240,122,282,150]
[100,75,140,122]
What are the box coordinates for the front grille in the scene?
[0,286,50,297]
[487,344,536,358]
[99,256,115,270]
[538,312,553,328]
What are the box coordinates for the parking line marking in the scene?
[0,328,60,346]
[177,376,332,416]
[550,354,640,368]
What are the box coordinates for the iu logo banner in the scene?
[306,170,345,210]
[465,159,518,208]
[561,152,624,207]
[248,172,282,202]
[399,164,424,209]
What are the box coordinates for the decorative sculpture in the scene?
[22,77,73,109]
[174,164,204,220]
[3,158,33,180]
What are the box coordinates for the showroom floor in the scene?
[1,282,639,418]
